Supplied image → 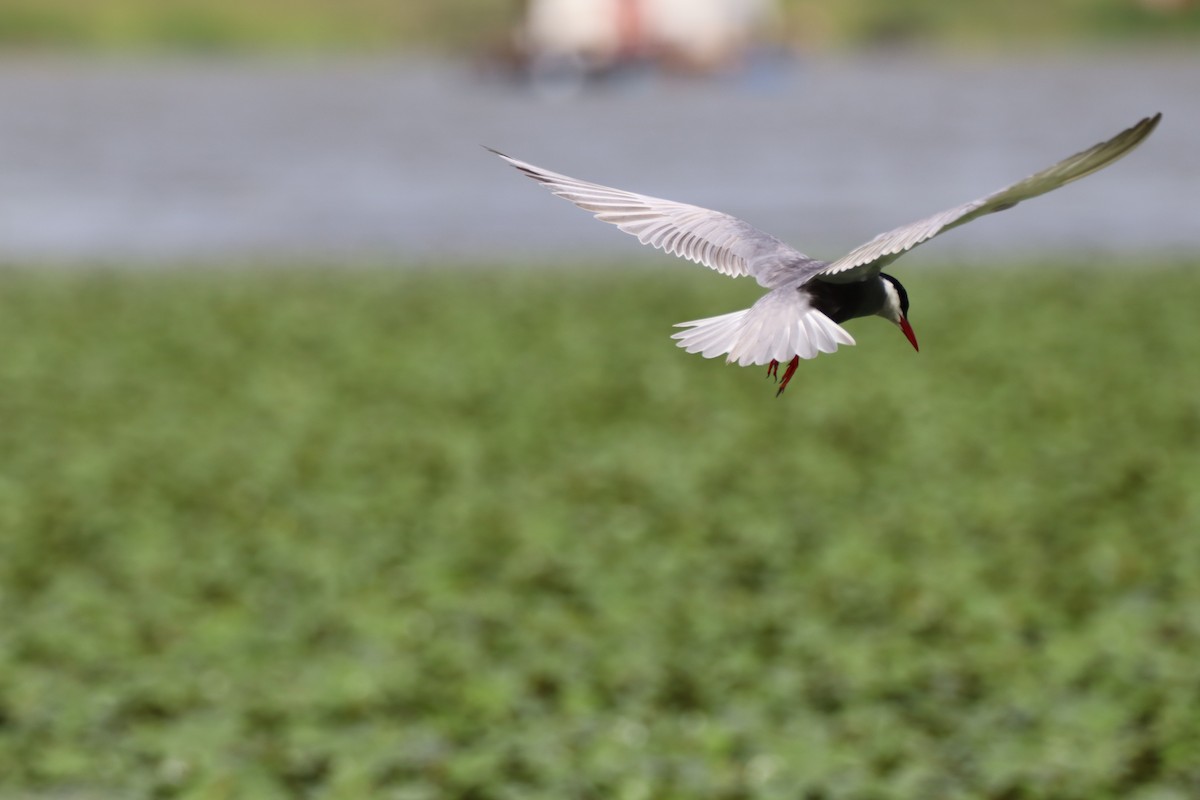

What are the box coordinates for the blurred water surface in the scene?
[0,53,1195,265]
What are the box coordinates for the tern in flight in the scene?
[490,113,1160,395]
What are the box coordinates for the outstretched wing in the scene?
[490,149,816,288]
[817,113,1161,283]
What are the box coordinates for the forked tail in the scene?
[670,290,855,367]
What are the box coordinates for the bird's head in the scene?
[879,273,919,352]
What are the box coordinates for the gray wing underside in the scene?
[817,113,1162,283]
[489,149,819,288]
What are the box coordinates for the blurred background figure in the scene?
[514,0,778,88]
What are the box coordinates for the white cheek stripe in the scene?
[879,280,904,323]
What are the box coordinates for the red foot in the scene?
[766,360,779,381]
[775,356,800,397]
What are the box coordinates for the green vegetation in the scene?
[0,0,1196,51]
[1,262,1199,799]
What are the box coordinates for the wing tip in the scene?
[1140,111,1163,139]
[1127,112,1162,143]
[1112,112,1162,155]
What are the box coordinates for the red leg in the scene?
[775,356,800,397]
[766,360,779,381]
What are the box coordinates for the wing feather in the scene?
[818,113,1161,282]
[489,148,815,287]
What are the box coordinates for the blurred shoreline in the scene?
[0,52,1196,267]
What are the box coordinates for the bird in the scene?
[489,113,1161,396]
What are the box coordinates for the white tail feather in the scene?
[671,291,855,366]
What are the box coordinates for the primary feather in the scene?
[817,113,1162,282]
[486,148,817,289]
